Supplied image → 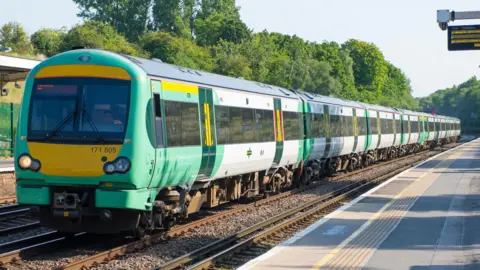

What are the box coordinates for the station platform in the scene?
[239,138,480,270]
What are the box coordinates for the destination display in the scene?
[448,24,480,51]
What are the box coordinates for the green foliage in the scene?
[195,12,250,46]
[138,31,213,71]
[151,0,191,38]
[60,21,147,56]
[418,76,480,133]
[72,0,151,41]
[4,1,421,113]
[31,28,67,57]
[0,21,33,54]
[342,39,388,101]
[212,40,252,79]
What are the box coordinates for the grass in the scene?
[0,81,25,104]
[0,52,46,61]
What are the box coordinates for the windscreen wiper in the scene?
[43,110,77,141]
[81,108,105,143]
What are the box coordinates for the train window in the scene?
[257,109,275,142]
[215,106,230,144]
[242,109,256,143]
[215,106,275,144]
[309,113,324,138]
[410,120,418,133]
[429,121,434,132]
[395,119,402,134]
[164,100,200,147]
[153,93,164,147]
[380,118,393,134]
[329,114,341,137]
[435,120,440,131]
[283,111,302,140]
[369,117,378,135]
[341,116,354,137]
[357,116,367,136]
[403,119,409,134]
[229,107,243,143]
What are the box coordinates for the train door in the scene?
[406,115,411,144]
[273,98,284,165]
[400,114,405,145]
[365,109,372,150]
[322,104,330,158]
[419,116,425,144]
[197,88,217,180]
[148,80,165,188]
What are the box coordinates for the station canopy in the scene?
[0,54,41,86]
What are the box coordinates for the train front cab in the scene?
[14,50,157,234]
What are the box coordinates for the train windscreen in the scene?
[28,77,130,143]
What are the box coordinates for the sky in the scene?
[1,0,480,98]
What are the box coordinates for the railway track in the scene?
[0,196,17,205]
[0,142,461,269]
[0,204,39,237]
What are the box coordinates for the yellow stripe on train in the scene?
[161,81,199,94]
[35,65,131,80]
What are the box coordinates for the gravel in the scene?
[0,225,53,246]
[0,148,453,270]
[0,172,16,198]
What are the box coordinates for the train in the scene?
[14,48,461,237]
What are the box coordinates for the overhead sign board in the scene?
[448,24,480,51]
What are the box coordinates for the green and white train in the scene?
[14,49,461,235]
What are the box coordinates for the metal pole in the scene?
[9,103,13,157]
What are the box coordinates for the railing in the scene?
[0,103,20,157]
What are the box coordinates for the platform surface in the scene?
[239,139,480,270]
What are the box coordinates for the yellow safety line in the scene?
[310,150,464,270]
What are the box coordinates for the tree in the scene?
[213,40,252,79]
[139,31,213,71]
[60,21,146,56]
[195,11,251,46]
[72,0,151,41]
[0,22,33,54]
[151,0,192,38]
[198,0,238,19]
[342,39,388,96]
[31,28,67,57]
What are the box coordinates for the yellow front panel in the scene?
[34,65,131,80]
[28,143,122,177]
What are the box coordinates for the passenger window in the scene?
[153,93,164,147]
[164,100,201,147]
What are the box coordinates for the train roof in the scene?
[294,90,365,108]
[119,54,298,99]
[354,101,398,113]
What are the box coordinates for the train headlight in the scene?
[17,154,41,172]
[115,158,131,173]
[103,163,115,174]
[18,155,32,170]
[103,157,131,174]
